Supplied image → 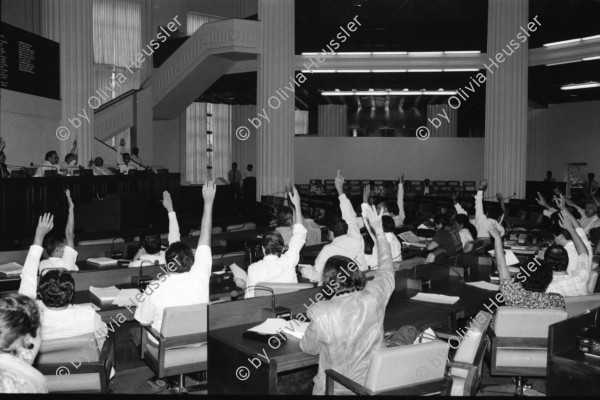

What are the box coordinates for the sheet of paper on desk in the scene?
[89,285,120,301]
[86,257,118,266]
[112,289,142,307]
[411,293,460,304]
[488,249,520,266]
[0,262,23,276]
[248,318,288,335]
[230,263,248,282]
[398,231,426,248]
[283,320,310,340]
[466,281,500,291]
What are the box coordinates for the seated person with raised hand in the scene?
[550,212,593,274]
[130,191,181,268]
[0,293,46,393]
[489,225,564,309]
[134,181,215,342]
[456,179,505,242]
[300,172,367,284]
[426,213,463,258]
[274,206,294,246]
[59,140,78,175]
[39,190,78,273]
[118,153,138,175]
[300,205,395,395]
[18,214,108,346]
[129,190,181,268]
[363,194,403,267]
[545,200,591,297]
[236,187,307,298]
[565,197,600,237]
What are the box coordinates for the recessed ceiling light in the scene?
[544,38,582,47]
[546,60,580,66]
[582,56,600,61]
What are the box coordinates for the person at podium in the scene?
[33,151,60,177]
[92,157,113,175]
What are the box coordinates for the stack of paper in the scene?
[411,293,460,304]
[488,249,520,266]
[466,281,500,291]
[89,285,120,302]
[112,289,142,307]
[0,262,23,276]
[248,318,310,340]
[87,257,118,267]
[398,231,427,248]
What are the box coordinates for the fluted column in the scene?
[484,0,529,198]
[318,105,348,137]
[256,0,294,199]
[41,0,94,166]
[527,106,548,181]
[426,104,458,137]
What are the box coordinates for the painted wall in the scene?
[545,101,600,181]
[294,137,485,184]
[0,89,62,167]
[153,118,181,173]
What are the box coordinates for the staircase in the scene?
[94,19,260,141]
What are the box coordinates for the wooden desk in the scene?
[208,298,452,395]
[72,290,139,324]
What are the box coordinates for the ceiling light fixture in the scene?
[321,89,457,96]
[544,38,582,47]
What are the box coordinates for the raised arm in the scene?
[65,189,75,248]
[363,205,395,303]
[70,139,78,155]
[490,224,510,281]
[336,171,360,239]
[397,174,405,225]
[557,199,587,257]
[198,181,215,248]
[453,191,468,215]
[161,191,181,244]
[19,214,54,299]
[289,184,304,227]
[475,179,487,218]
[283,187,307,265]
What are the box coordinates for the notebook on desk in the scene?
[0,262,23,276]
[87,257,119,267]
[398,231,428,248]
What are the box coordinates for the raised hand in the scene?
[496,192,504,202]
[452,191,460,203]
[202,181,216,203]
[334,171,345,195]
[289,187,301,208]
[479,179,488,191]
[489,224,502,239]
[558,211,575,232]
[535,191,549,208]
[363,205,384,234]
[363,184,371,204]
[161,191,174,212]
[65,189,74,210]
[555,195,567,210]
[399,173,404,184]
[34,213,54,246]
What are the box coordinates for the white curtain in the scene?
[93,0,145,104]
[187,12,224,35]
[295,110,309,134]
[186,103,232,184]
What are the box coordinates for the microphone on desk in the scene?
[131,259,156,288]
[231,286,292,320]
[110,237,124,259]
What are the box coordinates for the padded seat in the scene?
[494,348,547,369]
[145,340,207,370]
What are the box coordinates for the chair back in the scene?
[494,307,567,338]
[564,293,600,317]
[37,333,100,365]
[160,304,208,338]
[255,282,314,296]
[588,269,598,294]
[363,340,449,393]
[453,311,492,363]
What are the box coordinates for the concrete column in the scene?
[256,0,295,199]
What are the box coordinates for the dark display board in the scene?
[0,22,60,100]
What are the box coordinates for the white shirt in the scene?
[19,245,106,343]
[246,224,307,298]
[303,218,323,246]
[92,165,113,175]
[134,245,212,340]
[456,191,505,239]
[368,232,402,267]
[119,163,137,174]
[129,212,180,268]
[572,204,600,237]
[39,246,79,273]
[34,160,59,177]
[458,228,474,248]
[245,171,254,178]
[546,252,591,297]
[302,195,367,284]
[563,227,593,274]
